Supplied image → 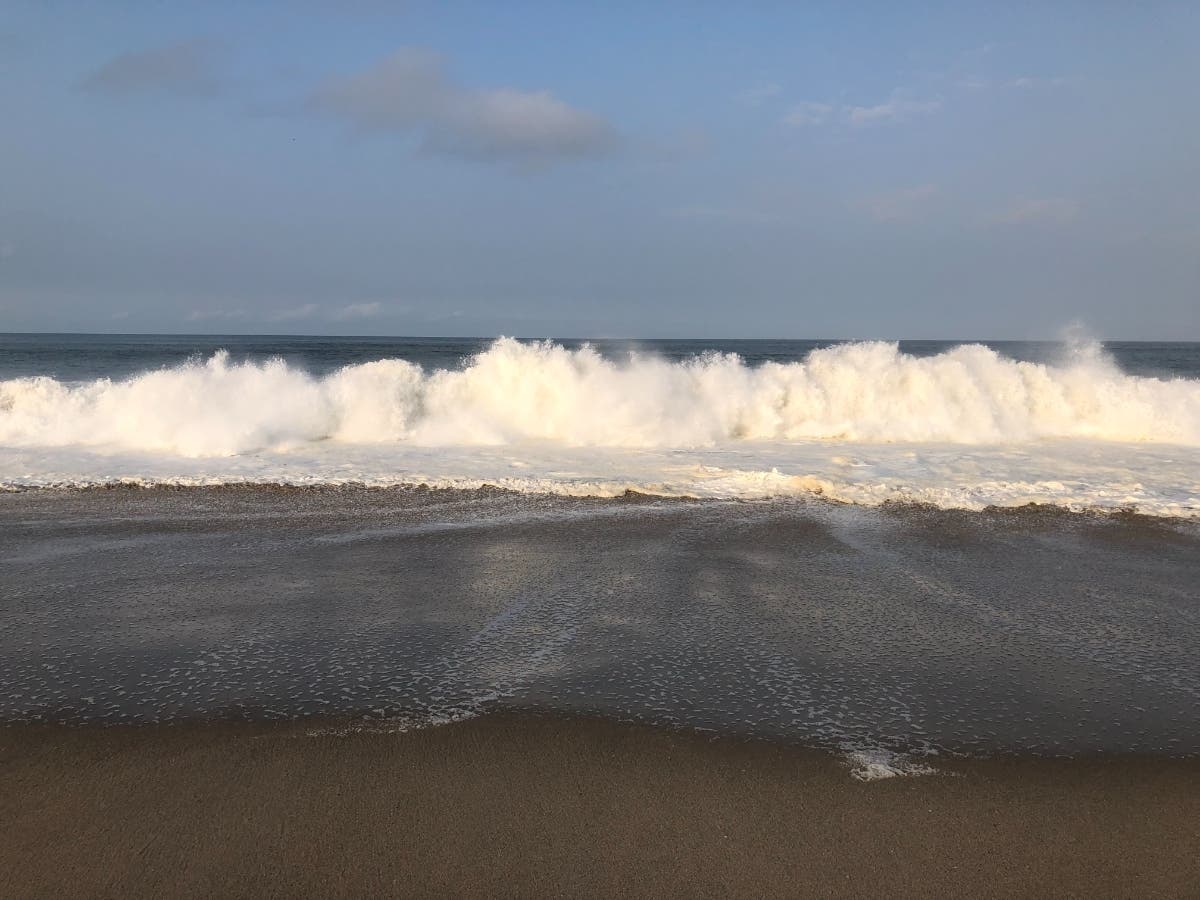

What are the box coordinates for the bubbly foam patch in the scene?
[844,747,941,782]
[2,339,1198,515]
[2,337,1198,454]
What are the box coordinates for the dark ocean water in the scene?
[3,333,1200,381]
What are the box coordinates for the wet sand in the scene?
[2,712,1198,899]
[3,487,1199,755]
[3,488,1198,897]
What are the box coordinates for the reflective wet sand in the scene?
[2,487,1198,758]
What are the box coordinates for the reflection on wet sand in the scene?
[1,487,1197,759]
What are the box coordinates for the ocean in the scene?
[1,334,1198,771]
[2,334,1199,516]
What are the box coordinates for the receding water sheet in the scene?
[3,487,1197,760]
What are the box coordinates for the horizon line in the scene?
[2,331,1196,344]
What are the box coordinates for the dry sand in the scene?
[2,712,1198,899]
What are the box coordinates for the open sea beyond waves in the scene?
[1,333,1199,516]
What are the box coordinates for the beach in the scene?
[3,486,1198,895]
[3,337,1199,897]
[4,712,1199,899]
[9,0,1200,891]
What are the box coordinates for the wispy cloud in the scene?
[781,101,833,127]
[956,75,1069,91]
[844,92,941,126]
[858,184,940,223]
[990,197,1079,226]
[268,303,319,322]
[81,38,221,97]
[186,307,247,322]
[1006,76,1069,89]
[965,42,999,57]
[737,82,782,106]
[188,302,393,324]
[332,301,383,320]
[781,92,940,128]
[310,48,617,168]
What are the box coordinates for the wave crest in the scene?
[1,338,1198,456]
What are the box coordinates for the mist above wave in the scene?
[1,337,1198,456]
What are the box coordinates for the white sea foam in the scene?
[2,338,1198,515]
[844,747,940,782]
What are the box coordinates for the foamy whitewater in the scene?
[2,338,1199,515]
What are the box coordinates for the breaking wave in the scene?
[1,338,1198,457]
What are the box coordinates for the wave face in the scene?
[2,338,1199,457]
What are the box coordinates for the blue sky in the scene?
[1,1,1197,338]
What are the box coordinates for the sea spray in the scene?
[1,338,1199,456]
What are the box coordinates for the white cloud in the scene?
[990,197,1080,226]
[310,48,616,167]
[333,302,383,320]
[186,308,247,322]
[781,101,833,127]
[185,302,390,325]
[859,184,940,223]
[1006,76,1068,89]
[780,92,940,128]
[845,92,941,125]
[737,82,782,106]
[268,303,319,322]
[81,39,221,97]
[957,75,1068,92]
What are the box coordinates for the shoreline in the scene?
[3,479,1198,524]
[4,486,1198,754]
[4,711,1199,898]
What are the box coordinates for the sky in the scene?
[1,1,1197,339]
